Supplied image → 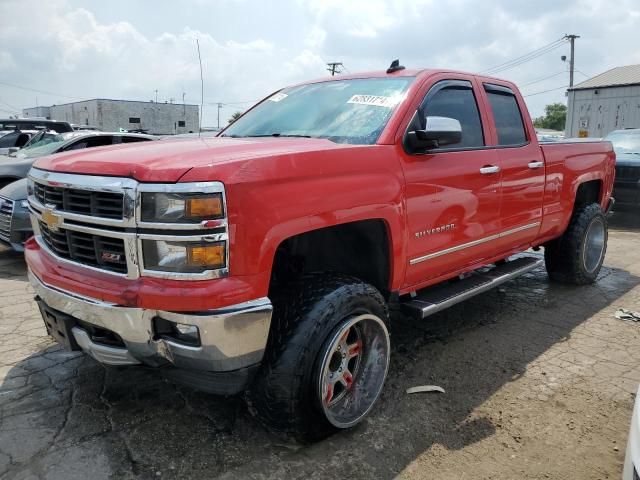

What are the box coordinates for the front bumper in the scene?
[30,270,273,393]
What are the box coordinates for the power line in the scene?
[480,37,566,73]
[480,37,567,75]
[0,80,81,100]
[519,71,566,88]
[522,85,568,97]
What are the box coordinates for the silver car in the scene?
[0,131,156,251]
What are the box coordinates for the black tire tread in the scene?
[247,273,388,441]
[544,203,607,285]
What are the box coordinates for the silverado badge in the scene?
[415,223,456,239]
[42,207,62,233]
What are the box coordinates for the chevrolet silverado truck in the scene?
[25,63,615,441]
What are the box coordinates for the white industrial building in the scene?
[565,64,640,138]
[23,99,199,135]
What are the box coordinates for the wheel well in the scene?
[574,180,602,210]
[269,220,391,297]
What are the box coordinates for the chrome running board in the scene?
[401,256,543,320]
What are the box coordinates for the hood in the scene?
[0,177,27,200]
[615,153,640,167]
[0,155,36,180]
[33,136,350,183]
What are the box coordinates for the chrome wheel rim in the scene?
[583,217,606,273]
[317,314,390,429]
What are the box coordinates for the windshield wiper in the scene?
[224,133,312,138]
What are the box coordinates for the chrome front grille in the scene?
[0,196,14,242]
[38,221,127,274]
[34,183,124,219]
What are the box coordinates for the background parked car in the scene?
[0,131,156,189]
[0,131,156,251]
[0,179,31,251]
[604,128,640,211]
[71,124,101,131]
[0,119,73,155]
[623,385,640,479]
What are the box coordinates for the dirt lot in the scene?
[1,214,639,480]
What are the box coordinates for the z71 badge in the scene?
[415,223,456,239]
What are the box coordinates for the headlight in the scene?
[27,179,34,197]
[141,193,224,223]
[142,239,226,273]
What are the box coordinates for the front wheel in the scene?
[545,203,608,284]
[247,273,390,441]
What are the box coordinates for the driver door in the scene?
[400,78,503,289]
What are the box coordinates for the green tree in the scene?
[533,103,567,131]
[228,111,243,124]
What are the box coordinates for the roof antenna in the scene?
[387,59,405,74]
[196,38,204,137]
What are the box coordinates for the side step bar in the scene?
[401,256,543,320]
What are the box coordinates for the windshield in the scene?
[14,132,67,158]
[221,77,414,145]
[605,130,640,155]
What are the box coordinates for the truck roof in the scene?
[288,67,519,91]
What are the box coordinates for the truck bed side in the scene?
[536,140,615,245]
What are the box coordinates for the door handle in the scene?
[479,165,500,175]
[528,161,544,169]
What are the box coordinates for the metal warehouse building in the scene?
[23,99,199,135]
[565,64,640,138]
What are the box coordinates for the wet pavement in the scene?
[1,212,640,479]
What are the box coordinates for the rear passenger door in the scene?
[482,84,544,252]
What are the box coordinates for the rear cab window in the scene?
[484,84,528,146]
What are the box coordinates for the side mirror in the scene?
[407,116,462,150]
[7,147,20,154]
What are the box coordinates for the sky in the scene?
[1,0,639,128]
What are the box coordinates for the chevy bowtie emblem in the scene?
[42,206,62,232]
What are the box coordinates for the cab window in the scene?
[421,83,485,149]
[484,84,527,146]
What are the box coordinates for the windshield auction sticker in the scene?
[269,92,288,102]
[347,94,399,108]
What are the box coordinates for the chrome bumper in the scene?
[29,271,273,372]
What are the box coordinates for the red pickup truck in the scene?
[25,63,615,441]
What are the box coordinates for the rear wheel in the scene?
[544,203,608,284]
[248,273,390,441]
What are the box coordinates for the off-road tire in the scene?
[544,203,607,284]
[247,273,389,442]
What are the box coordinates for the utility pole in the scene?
[182,92,186,116]
[564,34,580,87]
[217,103,223,129]
[154,89,158,102]
[326,62,343,76]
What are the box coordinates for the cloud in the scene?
[0,0,639,124]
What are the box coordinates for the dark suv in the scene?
[605,128,640,211]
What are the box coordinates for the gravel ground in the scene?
[1,213,639,480]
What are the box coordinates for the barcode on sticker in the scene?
[347,95,397,108]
